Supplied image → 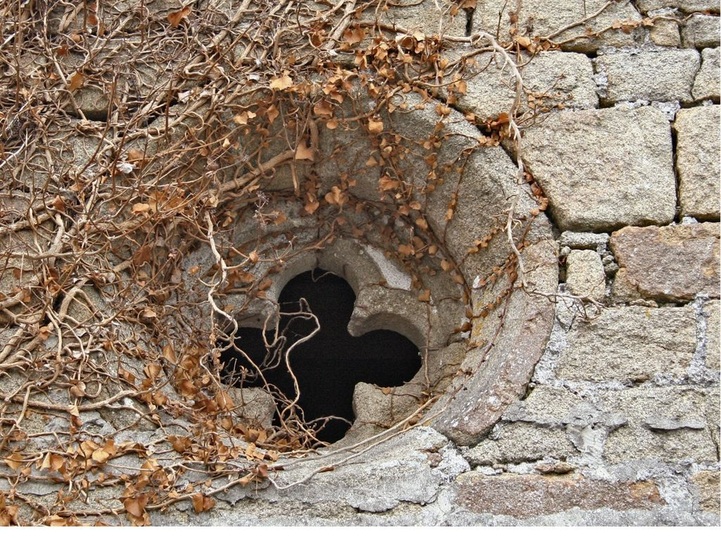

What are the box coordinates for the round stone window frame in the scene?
[204,90,558,446]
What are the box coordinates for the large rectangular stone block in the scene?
[454,472,664,517]
[522,107,676,232]
[464,423,577,465]
[610,223,720,301]
[675,107,721,221]
[693,48,720,101]
[556,306,697,382]
[595,49,700,103]
[600,387,718,464]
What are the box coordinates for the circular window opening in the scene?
[220,269,422,443]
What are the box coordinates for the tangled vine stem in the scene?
[0,0,619,525]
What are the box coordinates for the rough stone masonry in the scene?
[0,0,718,526]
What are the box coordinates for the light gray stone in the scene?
[636,1,720,12]
[676,106,720,221]
[556,306,697,382]
[604,426,717,463]
[566,250,606,300]
[610,223,720,302]
[594,49,700,104]
[473,0,642,53]
[256,427,469,512]
[601,387,718,463]
[600,387,711,427]
[355,0,466,40]
[705,300,720,370]
[682,14,721,48]
[464,423,577,465]
[458,51,598,120]
[227,387,276,430]
[522,106,676,232]
[559,231,610,250]
[693,48,720,101]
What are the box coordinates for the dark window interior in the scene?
[220,269,422,443]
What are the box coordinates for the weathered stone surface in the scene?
[610,223,720,302]
[522,107,676,232]
[636,1,720,12]
[675,107,721,221]
[556,306,697,382]
[473,0,642,53]
[566,250,606,300]
[559,232,610,250]
[649,19,681,47]
[256,427,469,513]
[691,471,721,513]
[454,472,664,517]
[594,49,700,104]
[682,14,721,49]
[604,426,717,463]
[705,300,720,370]
[458,51,598,120]
[433,236,558,445]
[366,0,466,36]
[601,387,718,463]
[464,423,577,465]
[227,387,276,430]
[693,48,720,101]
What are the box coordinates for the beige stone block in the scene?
[676,107,721,221]
[566,250,606,300]
[611,223,720,302]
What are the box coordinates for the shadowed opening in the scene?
[220,269,422,443]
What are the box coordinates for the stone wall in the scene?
[0,0,718,526]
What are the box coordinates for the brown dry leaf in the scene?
[233,111,257,125]
[131,203,151,214]
[124,494,149,525]
[441,259,454,272]
[4,453,23,471]
[51,195,66,212]
[313,100,333,117]
[270,73,293,90]
[418,289,431,302]
[378,174,399,192]
[324,186,348,207]
[133,244,153,266]
[266,104,279,123]
[342,26,365,45]
[415,218,429,230]
[192,493,216,514]
[304,198,320,215]
[162,343,177,364]
[69,381,86,398]
[398,244,414,257]
[215,390,235,411]
[168,6,191,28]
[367,118,384,134]
[144,362,161,380]
[127,149,145,162]
[167,436,191,454]
[68,72,84,91]
[294,141,314,161]
[0,492,18,526]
